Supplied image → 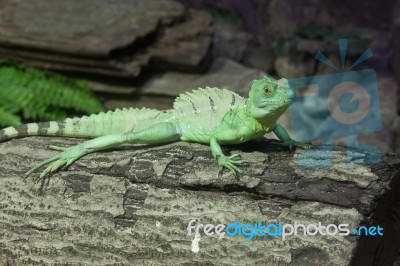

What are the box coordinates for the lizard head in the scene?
[246,76,294,120]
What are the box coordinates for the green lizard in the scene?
[0,76,309,179]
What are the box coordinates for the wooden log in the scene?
[0,137,399,265]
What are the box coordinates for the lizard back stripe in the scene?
[172,87,246,129]
[209,96,215,112]
[231,94,236,108]
[190,100,198,114]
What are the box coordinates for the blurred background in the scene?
[0,0,399,154]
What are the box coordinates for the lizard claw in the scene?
[25,155,62,179]
[25,145,85,180]
[48,145,69,151]
[217,154,243,174]
[36,157,76,181]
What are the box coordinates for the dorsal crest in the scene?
[173,87,246,127]
[174,87,245,113]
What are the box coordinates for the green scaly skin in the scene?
[0,76,310,179]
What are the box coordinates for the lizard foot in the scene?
[217,154,243,174]
[25,145,85,181]
[279,140,313,151]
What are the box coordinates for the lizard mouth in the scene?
[260,99,290,107]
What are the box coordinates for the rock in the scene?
[357,75,399,153]
[267,0,328,39]
[377,75,398,128]
[392,5,400,96]
[93,57,265,96]
[104,96,174,112]
[212,21,252,62]
[0,0,213,77]
[274,56,315,78]
[395,254,400,266]
[0,0,183,56]
[101,58,265,110]
[367,32,391,74]
[141,58,264,96]
[0,137,399,265]
[144,9,213,72]
[241,45,276,73]
[395,116,400,153]
[268,0,396,39]
[178,0,267,45]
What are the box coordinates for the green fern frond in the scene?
[0,107,21,126]
[0,60,104,127]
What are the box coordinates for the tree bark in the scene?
[0,137,399,265]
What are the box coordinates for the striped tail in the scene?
[0,122,72,142]
[0,107,164,143]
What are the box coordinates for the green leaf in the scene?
[0,59,104,127]
[0,107,21,127]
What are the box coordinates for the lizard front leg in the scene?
[273,123,311,150]
[27,122,180,180]
[210,136,243,173]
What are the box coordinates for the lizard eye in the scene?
[263,86,271,94]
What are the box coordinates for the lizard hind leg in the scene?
[25,134,124,180]
[25,142,87,180]
[26,122,181,180]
